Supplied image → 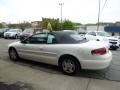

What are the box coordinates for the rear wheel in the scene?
[9,48,19,61]
[59,56,80,75]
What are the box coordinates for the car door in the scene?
[41,34,58,65]
[18,33,48,62]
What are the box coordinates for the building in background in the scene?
[86,25,105,31]
[75,25,86,33]
[115,22,120,26]
[104,22,120,36]
[75,25,105,33]
[104,25,120,36]
[31,21,42,33]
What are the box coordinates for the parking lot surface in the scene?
[0,38,120,90]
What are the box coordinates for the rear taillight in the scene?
[91,48,107,55]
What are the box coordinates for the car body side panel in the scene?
[8,40,112,70]
[17,44,84,65]
[17,44,51,63]
[10,42,84,65]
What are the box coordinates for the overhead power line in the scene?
[101,0,108,13]
[97,0,108,31]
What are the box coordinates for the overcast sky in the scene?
[0,0,120,24]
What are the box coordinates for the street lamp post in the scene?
[97,0,101,31]
[59,3,64,30]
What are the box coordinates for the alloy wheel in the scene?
[62,59,76,74]
[9,49,17,60]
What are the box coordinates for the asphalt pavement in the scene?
[0,38,120,90]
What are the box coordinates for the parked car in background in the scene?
[85,31,119,50]
[4,29,22,39]
[114,36,120,46]
[0,28,9,38]
[8,31,112,75]
[79,32,86,39]
[20,29,34,40]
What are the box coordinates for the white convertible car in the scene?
[8,31,112,75]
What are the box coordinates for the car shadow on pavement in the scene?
[13,58,62,74]
[3,48,120,82]
[11,58,120,82]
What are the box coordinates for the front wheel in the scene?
[59,56,80,75]
[9,48,19,61]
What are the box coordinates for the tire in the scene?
[9,48,19,61]
[59,56,80,75]
[15,35,18,39]
[111,47,118,50]
[114,48,117,50]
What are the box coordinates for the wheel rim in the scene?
[62,59,75,73]
[9,49,17,60]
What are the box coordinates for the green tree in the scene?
[62,20,75,30]
[19,21,31,31]
[0,22,7,28]
[7,21,31,30]
[0,23,3,28]
[42,18,60,31]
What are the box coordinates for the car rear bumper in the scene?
[80,51,112,70]
[110,45,119,49]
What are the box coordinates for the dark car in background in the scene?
[20,29,34,40]
[0,28,9,38]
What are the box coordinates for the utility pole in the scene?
[97,0,101,31]
[59,3,64,30]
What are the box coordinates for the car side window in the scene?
[47,34,57,44]
[88,32,96,36]
[25,34,48,44]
